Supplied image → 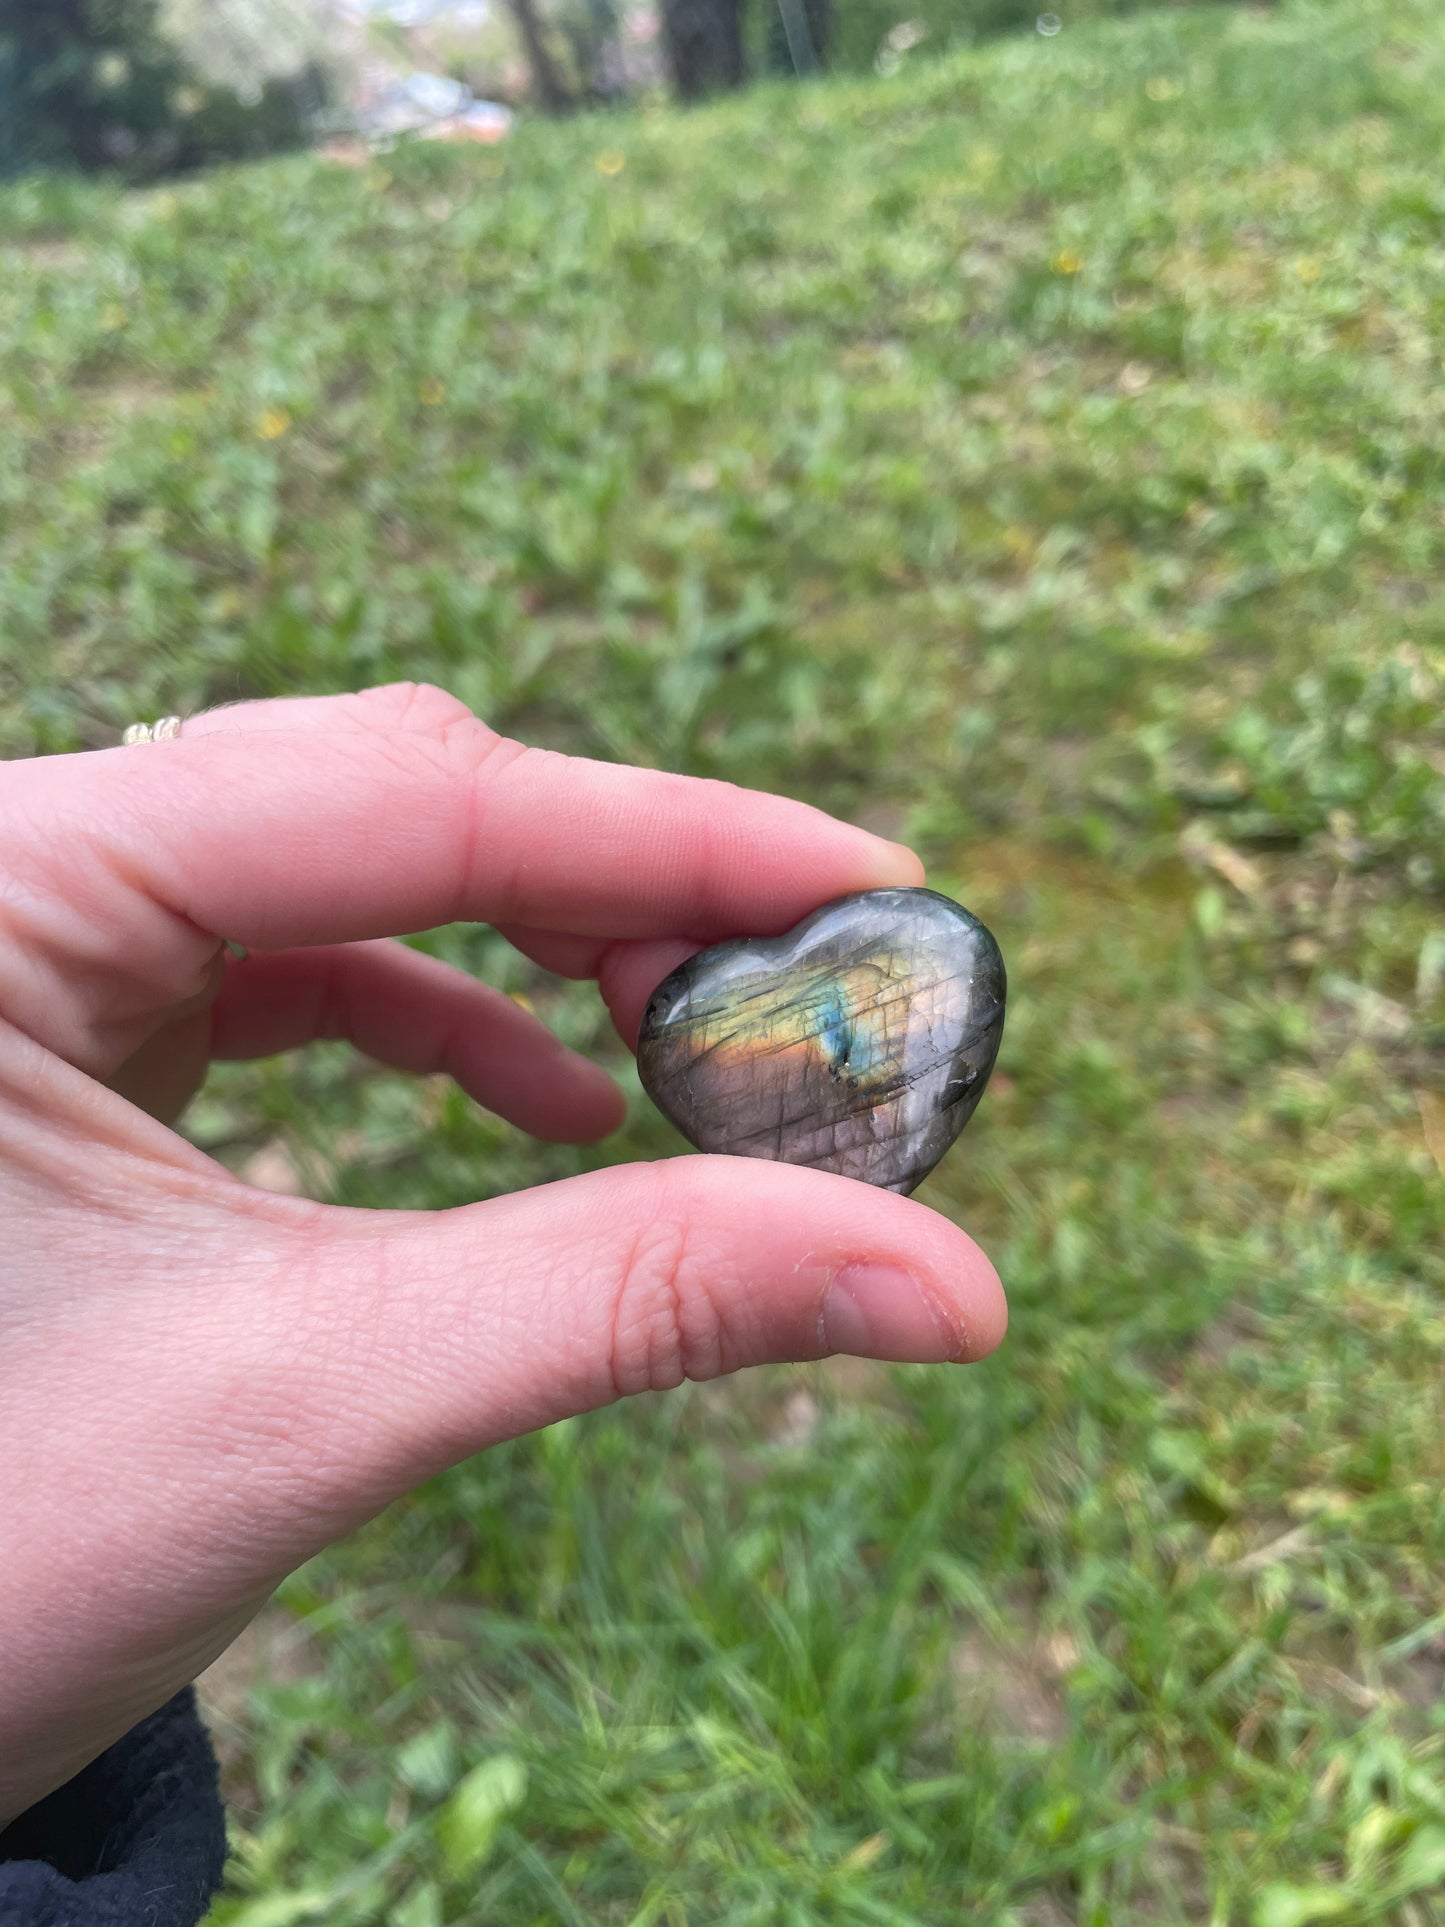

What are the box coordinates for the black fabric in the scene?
[0,1689,226,1926]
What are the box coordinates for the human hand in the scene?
[0,683,1005,1824]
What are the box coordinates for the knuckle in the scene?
[606,1171,728,1397]
[351,680,477,737]
[454,735,545,910]
[649,771,748,930]
[334,686,549,920]
[344,684,517,806]
[349,683,512,780]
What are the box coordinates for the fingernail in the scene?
[822,1263,957,1363]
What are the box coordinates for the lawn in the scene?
[3,0,1445,1919]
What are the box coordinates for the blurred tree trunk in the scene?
[766,0,831,75]
[558,0,626,105]
[585,0,628,99]
[660,0,745,101]
[505,0,574,111]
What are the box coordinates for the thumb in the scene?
[0,1134,1007,1810]
[282,1158,1006,1510]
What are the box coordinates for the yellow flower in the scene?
[1145,75,1182,102]
[99,303,128,331]
[255,407,291,441]
[1051,248,1083,276]
[1295,257,1322,283]
[419,377,446,405]
[595,150,626,177]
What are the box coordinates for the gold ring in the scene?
[122,715,184,745]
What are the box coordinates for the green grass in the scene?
[4,0,1445,1919]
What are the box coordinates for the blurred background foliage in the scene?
[0,0,327,180]
[2,0,1254,177]
[2,0,1444,1920]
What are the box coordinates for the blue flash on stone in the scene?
[818,985,854,1082]
[636,887,1006,1195]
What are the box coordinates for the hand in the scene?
[0,682,1004,1824]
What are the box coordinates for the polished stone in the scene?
[636,886,1006,1195]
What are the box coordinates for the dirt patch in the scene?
[1395,1634,1445,1711]
[90,378,178,422]
[5,238,87,272]
[195,1602,323,1788]
[1184,1301,1270,1373]
[1017,1896,1076,1927]
[950,1619,1073,1747]
[666,1357,903,1487]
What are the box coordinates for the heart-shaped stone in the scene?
[636,886,1006,1195]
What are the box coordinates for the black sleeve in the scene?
[0,1688,227,1927]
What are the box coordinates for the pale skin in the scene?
[0,681,1005,1828]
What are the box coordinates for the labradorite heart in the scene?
[636,886,1006,1195]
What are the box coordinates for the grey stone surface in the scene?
[637,886,1006,1194]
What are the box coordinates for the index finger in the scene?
[46,684,923,952]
